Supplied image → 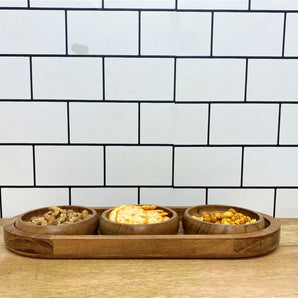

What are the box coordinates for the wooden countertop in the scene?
[0,218,298,298]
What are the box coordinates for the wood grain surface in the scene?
[0,218,298,298]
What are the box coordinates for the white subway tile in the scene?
[210,104,279,145]
[178,0,248,10]
[141,103,208,144]
[68,11,138,55]
[213,12,284,56]
[0,102,67,143]
[284,14,298,57]
[70,103,138,144]
[0,10,65,54]
[208,188,274,215]
[280,104,298,144]
[1,188,69,218]
[106,146,172,185]
[141,12,211,56]
[176,59,246,102]
[251,0,298,10]
[32,57,102,100]
[174,147,242,186]
[244,147,298,186]
[0,146,33,186]
[35,146,103,185]
[71,188,138,207]
[105,0,175,9]
[105,58,174,101]
[276,189,298,218]
[0,57,30,99]
[247,59,298,101]
[0,0,27,7]
[140,188,206,206]
[31,0,101,7]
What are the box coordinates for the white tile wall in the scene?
[213,13,284,56]
[105,58,174,101]
[0,10,65,54]
[141,12,211,56]
[35,146,104,185]
[141,103,208,144]
[174,147,242,186]
[284,14,298,57]
[0,0,27,7]
[208,189,274,215]
[276,189,298,218]
[106,146,172,185]
[30,0,101,8]
[71,188,138,207]
[0,57,30,99]
[68,11,138,55]
[1,4,298,218]
[176,59,246,101]
[0,102,67,143]
[140,188,206,206]
[1,188,69,218]
[70,102,138,144]
[247,59,298,102]
[210,104,279,145]
[280,104,298,144]
[251,0,298,10]
[32,57,103,100]
[104,0,175,9]
[244,147,298,186]
[0,146,33,186]
[178,0,248,10]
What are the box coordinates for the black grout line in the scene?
[69,187,72,205]
[205,188,208,205]
[138,11,141,56]
[32,145,36,186]
[248,0,251,10]
[244,58,248,101]
[138,102,141,144]
[172,146,175,187]
[137,187,140,204]
[102,0,104,9]
[173,57,177,102]
[277,103,282,145]
[27,0,30,8]
[282,13,287,57]
[0,188,2,219]
[29,57,33,100]
[102,57,105,101]
[1,185,298,189]
[210,12,214,56]
[65,10,68,55]
[175,0,178,10]
[207,103,211,145]
[240,146,244,187]
[67,102,70,144]
[103,145,106,186]
[273,188,277,217]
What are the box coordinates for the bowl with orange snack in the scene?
[99,204,179,235]
[16,205,99,235]
[183,205,265,235]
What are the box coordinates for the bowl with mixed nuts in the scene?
[15,205,99,235]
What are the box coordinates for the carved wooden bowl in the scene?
[100,205,179,235]
[15,205,99,235]
[183,205,265,235]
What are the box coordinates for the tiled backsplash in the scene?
[1,0,298,218]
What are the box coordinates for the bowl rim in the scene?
[184,204,264,226]
[101,205,177,226]
[18,205,98,228]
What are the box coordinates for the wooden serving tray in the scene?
[4,207,281,259]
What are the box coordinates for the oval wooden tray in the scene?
[3,207,280,259]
